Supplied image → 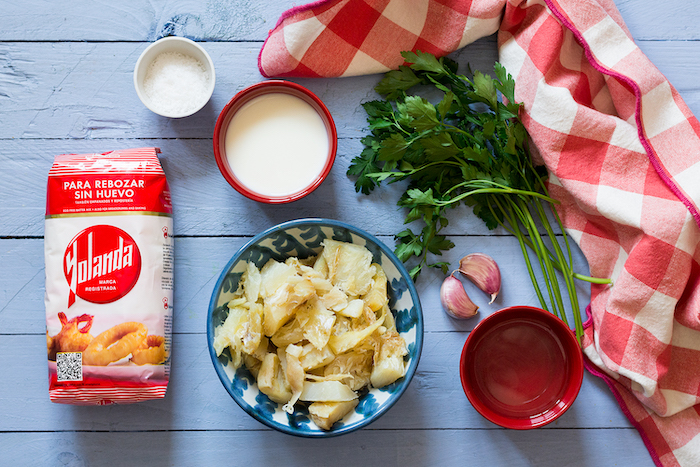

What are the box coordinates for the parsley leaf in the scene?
[377,133,409,162]
[374,66,421,100]
[400,96,439,131]
[472,70,498,109]
[347,147,380,194]
[401,50,446,74]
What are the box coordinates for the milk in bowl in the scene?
[214,81,337,203]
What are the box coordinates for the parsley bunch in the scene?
[348,51,610,341]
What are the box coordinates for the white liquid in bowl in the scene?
[224,92,330,197]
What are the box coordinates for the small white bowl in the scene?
[134,36,216,118]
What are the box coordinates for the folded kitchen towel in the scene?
[259,1,700,466]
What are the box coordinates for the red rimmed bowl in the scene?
[213,80,337,204]
[460,306,584,429]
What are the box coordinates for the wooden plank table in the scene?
[1,1,696,465]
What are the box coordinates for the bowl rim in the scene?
[133,36,216,118]
[212,80,338,204]
[459,305,584,430]
[206,218,424,437]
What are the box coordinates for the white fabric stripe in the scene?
[659,389,699,417]
[458,16,501,49]
[581,15,636,69]
[282,16,326,63]
[530,77,579,134]
[641,81,688,139]
[671,319,700,351]
[633,290,676,345]
[342,50,391,77]
[381,0,430,36]
[595,185,644,229]
[498,35,528,86]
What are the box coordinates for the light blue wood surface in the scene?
[2,1,695,465]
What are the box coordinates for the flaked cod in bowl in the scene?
[207,219,423,437]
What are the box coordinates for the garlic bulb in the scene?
[440,274,478,319]
[458,253,501,304]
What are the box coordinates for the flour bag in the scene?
[44,148,174,404]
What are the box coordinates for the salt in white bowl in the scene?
[134,36,216,118]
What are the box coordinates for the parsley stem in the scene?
[442,123,481,144]
[497,198,550,311]
[513,198,568,325]
[530,198,582,336]
[573,273,611,284]
[436,184,556,206]
[367,160,467,184]
[533,198,584,341]
[495,225,611,286]
[392,113,412,136]
[490,192,586,338]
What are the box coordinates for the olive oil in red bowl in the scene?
[460,306,584,429]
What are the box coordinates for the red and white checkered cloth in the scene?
[259,1,700,465]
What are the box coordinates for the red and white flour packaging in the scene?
[44,148,174,405]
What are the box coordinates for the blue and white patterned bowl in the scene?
[207,218,423,437]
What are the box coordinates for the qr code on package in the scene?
[56,352,83,382]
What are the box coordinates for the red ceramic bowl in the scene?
[213,80,337,204]
[460,306,584,429]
